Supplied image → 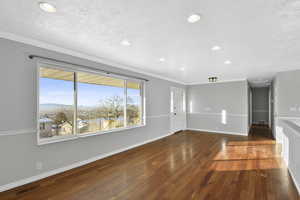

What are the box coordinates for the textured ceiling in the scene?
[0,0,300,85]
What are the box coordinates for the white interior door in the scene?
[170,87,186,133]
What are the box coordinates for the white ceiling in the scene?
[1,0,300,85]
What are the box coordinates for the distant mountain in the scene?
[40,104,98,111]
[40,103,73,111]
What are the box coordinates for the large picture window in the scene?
[38,62,145,144]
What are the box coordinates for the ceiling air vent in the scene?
[208,77,218,83]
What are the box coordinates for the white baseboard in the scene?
[289,168,300,196]
[0,132,173,192]
[187,128,247,136]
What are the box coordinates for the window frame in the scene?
[37,60,146,145]
[126,80,145,127]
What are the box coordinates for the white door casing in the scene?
[170,87,187,133]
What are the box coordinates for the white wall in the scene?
[273,69,300,194]
[0,38,185,190]
[186,80,249,135]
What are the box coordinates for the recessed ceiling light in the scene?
[187,14,201,23]
[224,60,232,65]
[159,57,166,62]
[120,40,131,46]
[39,2,57,13]
[179,67,185,71]
[211,46,221,51]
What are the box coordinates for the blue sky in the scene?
[40,78,140,106]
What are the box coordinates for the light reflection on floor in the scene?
[227,140,276,146]
[211,139,282,171]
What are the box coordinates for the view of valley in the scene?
[39,67,142,139]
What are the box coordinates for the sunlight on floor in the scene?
[227,140,276,146]
[211,140,283,171]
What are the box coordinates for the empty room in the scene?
[0,0,300,199]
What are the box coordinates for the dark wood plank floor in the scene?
[1,127,299,200]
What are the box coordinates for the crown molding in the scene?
[0,31,186,85]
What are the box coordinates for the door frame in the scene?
[170,87,187,133]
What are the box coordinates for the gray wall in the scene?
[274,70,300,119]
[273,70,300,192]
[251,87,269,125]
[186,80,248,135]
[0,38,185,187]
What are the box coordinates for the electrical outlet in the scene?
[36,161,43,170]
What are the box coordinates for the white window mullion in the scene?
[124,80,127,128]
[141,82,145,125]
[74,72,78,135]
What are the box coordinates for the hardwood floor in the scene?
[0,127,299,200]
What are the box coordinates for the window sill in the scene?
[78,124,146,138]
[38,124,146,146]
[38,135,78,146]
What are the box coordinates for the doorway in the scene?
[170,87,186,133]
[251,87,270,126]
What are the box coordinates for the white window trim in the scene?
[36,60,146,145]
